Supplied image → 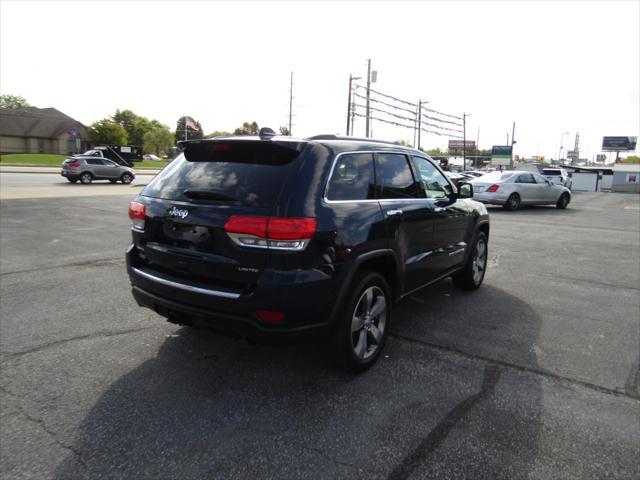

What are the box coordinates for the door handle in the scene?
[386,209,403,217]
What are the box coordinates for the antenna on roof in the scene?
[259,127,277,139]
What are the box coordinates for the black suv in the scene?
[126,131,489,370]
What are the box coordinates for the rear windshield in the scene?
[542,169,562,175]
[478,171,515,182]
[140,141,303,208]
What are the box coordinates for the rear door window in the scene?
[376,153,421,199]
[141,141,303,208]
[516,174,535,183]
[86,158,102,165]
[326,153,376,201]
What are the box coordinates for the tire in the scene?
[452,232,488,291]
[79,172,93,184]
[331,270,391,372]
[67,178,77,183]
[503,193,520,211]
[120,173,134,184]
[556,193,570,209]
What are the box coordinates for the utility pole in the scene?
[347,74,353,135]
[417,99,423,150]
[510,121,516,168]
[365,59,371,138]
[476,127,480,168]
[463,113,471,171]
[288,72,293,135]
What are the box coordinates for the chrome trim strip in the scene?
[131,267,240,299]
[406,251,433,264]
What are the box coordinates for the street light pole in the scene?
[558,131,569,162]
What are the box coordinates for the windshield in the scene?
[477,171,515,182]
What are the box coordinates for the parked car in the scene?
[541,167,572,189]
[126,131,490,371]
[61,157,135,184]
[143,154,162,161]
[470,170,571,210]
[445,171,475,188]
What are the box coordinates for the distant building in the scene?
[612,163,640,193]
[0,107,88,155]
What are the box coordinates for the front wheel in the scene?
[120,173,134,184]
[452,232,488,290]
[331,270,391,372]
[556,193,570,209]
[503,193,520,211]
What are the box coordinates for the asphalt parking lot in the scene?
[1,188,639,479]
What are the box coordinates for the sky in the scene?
[1,0,639,161]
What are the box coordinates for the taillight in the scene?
[224,216,317,251]
[68,163,80,168]
[128,201,146,231]
[486,184,500,192]
[256,310,285,323]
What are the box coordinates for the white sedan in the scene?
[470,170,571,210]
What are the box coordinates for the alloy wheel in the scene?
[351,286,387,360]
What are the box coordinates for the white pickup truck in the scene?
[542,167,572,189]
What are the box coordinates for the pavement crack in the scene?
[2,326,153,359]
[390,332,640,401]
[0,385,90,472]
[387,364,501,480]
[2,256,123,276]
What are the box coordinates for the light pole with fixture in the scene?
[365,59,377,138]
[558,131,569,162]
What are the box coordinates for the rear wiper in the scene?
[183,189,239,202]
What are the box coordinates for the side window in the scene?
[411,156,452,199]
[103,159,116,167]
[86,158,101,165]
[326,153,376,201]
[516,174,535,183]
[534,174,550,184]
[376,153,420,199]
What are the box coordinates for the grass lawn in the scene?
[0,153,169,169]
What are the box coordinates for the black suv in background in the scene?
[126,131,490,370]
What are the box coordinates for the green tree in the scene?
[112,109,153,146]
[0,94,30,109]
[204,131,231,138]
[279,126,290,136]
[175,116,203,141]
[395,139,413,147]
[88,119,128,145]
[233,121,259,135]
[425,147,445,156]
[620,155,640,164]
[143,124,174,156]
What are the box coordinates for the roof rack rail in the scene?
[304,134,404,146]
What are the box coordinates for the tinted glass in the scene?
[376,153,420,199]
[86,158,102,165]
[516,174,535,183]
[534,174,551,184]
[326,153,376,201]
[411,156,451,199]
[141,142,302,208]
[542,169,562,175]
[103,159,117,167]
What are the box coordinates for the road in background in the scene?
[1,192,639,479]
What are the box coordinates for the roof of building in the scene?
[0,107,86,139]
[612,163,640,173]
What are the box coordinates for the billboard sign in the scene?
[448,140,476,150]
[491,145,512,166]
[567,150,579,160]
[596,154,606,162]
[602,136,637,151]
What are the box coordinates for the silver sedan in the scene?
[470,170,571,210]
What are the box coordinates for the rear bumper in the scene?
[126,244,339,342]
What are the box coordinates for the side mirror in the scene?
[458,182,473,199]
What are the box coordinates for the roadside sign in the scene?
[491,145,512,166]
[448,140,476,150]
[602,136,637,151]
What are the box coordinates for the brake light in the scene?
[224,216,317,251]
[128,201,146,231]
[486,184,500,192]
[68,163,80,168]
[256,310,285,323]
